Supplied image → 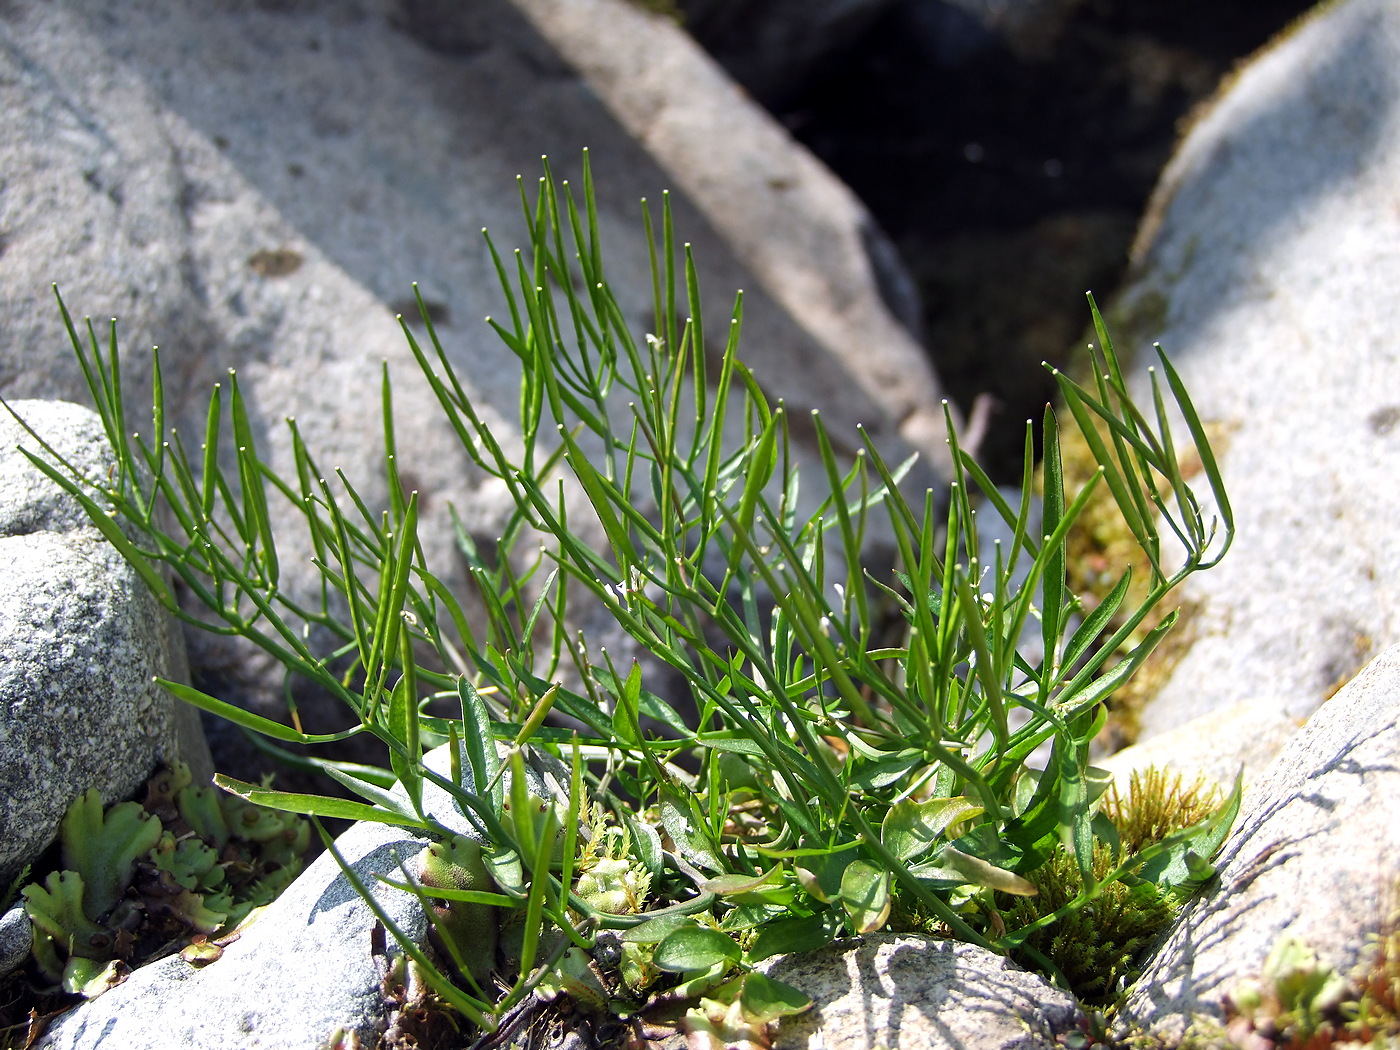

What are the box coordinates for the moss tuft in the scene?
[1103,767,1224,858]
[1000,843,1175,1005]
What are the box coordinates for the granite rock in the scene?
[0,401,209,894]
[1108,0,1400,742]
[762,934,1084,1050]
[0,903,30,980]
[1121,643,1400,1042]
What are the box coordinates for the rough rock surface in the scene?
[1098,697,1301,794]
[0,903,29,979]
[762,934,1083,1050]
[0,401,209,892]
[0,0,946,779]
[1121,643,1400,1042]
[1106,0,1400,742]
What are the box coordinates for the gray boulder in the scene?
[0,904,29,979]
[0,0,947,780]
[762,934,1083,1050]
[0,400,210,894]
[1098,697,1302,796]
[1107,0,1400,745]
[1121,643,1400,1042]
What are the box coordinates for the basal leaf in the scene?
[747,912,838,963]
[653,925,741,973]
[736,972,812,1022]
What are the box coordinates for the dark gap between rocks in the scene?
[686,0,1317,481]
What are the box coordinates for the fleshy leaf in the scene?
[940,846,1038,897]
[60,789,163,919]
[747,912,838,963]
[653,925,741,973]
[838,860,891,934]
[736,971,812,1023]
[881,797,982,863]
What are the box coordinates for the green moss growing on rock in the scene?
[1001,843,1175,1005]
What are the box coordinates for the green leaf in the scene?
[595,665,691,737]
[1060,569,1132,673]
[939,846,1038,896]
[848,749,925,792]
[619,912,696,945]
[653,925,741,973]
[457,678,503,812]
[621,809,665,883]
[659,789,724,873]
[483,847,526,898]
[1135,771,1242,894]
[321,766,428,824]
[838,859,891,934]
[736,972,812,1023]
[699,867,783,897]
[388,657,423,818]
[694,733,769,757]
[747,912,838,962]
[726,407,780,576]
[793,851,853,904]
[159,678,360,744]
[214,776,433,829]
[1040,404,1066,676]
[1055,724,1097,886]
[881,797,982,863]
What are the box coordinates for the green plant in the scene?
[5,152,1236,1039]
[1104,766,1226,859]
[1222,897,1400,1050]
[998,767,1234,1005]
[16,762,309,997]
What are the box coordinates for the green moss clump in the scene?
[1103,767,1224,858]
[996,768,1226,1005]
[1000,843,1175,1005]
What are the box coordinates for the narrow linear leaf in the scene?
[214,776,433,829]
